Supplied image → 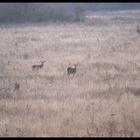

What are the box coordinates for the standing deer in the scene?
[32,61,46,70]
[67,64,78,75]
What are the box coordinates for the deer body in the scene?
[67,64,78,75]
[32,61,45,70]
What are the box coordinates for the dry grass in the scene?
[0,17,140,137]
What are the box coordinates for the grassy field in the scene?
[0,14,140,137]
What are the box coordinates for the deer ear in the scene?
[68,61,71,65]
[76,63,79,66]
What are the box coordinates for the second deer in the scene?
[32,61,46,70]
[67,64,78,75]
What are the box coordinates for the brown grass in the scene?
[0,20,140,137]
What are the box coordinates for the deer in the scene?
[67,63,78,75]
[32,61,46,70]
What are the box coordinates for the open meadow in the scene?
[0,10,140,137]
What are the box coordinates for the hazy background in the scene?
[0,3,140,23]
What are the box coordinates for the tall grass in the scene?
[0,17,140,137]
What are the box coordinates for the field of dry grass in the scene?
[0,16,140,137]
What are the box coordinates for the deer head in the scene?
[74,63,79,68]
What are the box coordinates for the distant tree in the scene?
[19,3,29,22]
[0,3,89,23]
[73,4,86,22]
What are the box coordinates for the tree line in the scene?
[0,3,139,24]
[0,3,88,23]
